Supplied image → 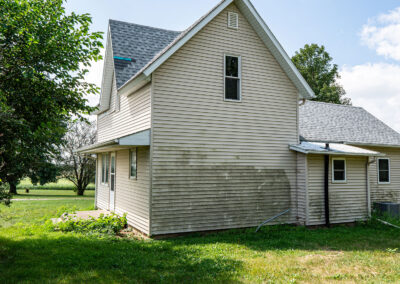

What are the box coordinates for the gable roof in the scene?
[109,20,181,89]
[299,101,400,147]
[98,0,314,104]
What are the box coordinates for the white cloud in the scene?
[361,7,400,61]
[340,63,400,132]
[83,49,105,107]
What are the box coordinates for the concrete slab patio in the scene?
[52,210,111,224]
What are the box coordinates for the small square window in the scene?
[378,158,390,183]
[130,148,137,179]
[332,158,346,182]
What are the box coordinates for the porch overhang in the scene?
[289,141,385,157]
[75,129,150,154]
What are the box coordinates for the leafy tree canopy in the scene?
[292,44,351,105]
[0,0,103,193]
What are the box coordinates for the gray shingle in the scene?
[109,20,181,88]
[299,101,400,146]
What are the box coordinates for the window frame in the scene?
[101,153,110,185]
[129,148,137,180]
[223,54,242,102]
[332,158,347,183]
[377,158,390,184]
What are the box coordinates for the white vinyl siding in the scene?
[307,155,368,225]
[97,82,151,143]
[296,153,308,225]
[150,3,299,235]
[362,146,400,203]
[115,147,150,234]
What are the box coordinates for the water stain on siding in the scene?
[152,164,292,233]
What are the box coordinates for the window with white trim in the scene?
[378,158,390,183]
[332,158,346,182]
[101,154,110,184]
[130,148,137,179]
[224,55,241,101]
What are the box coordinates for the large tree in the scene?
[59,121,96,196]
[0,0,102,193]
[292,44,351,105]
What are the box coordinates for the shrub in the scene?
[54,213,127,236]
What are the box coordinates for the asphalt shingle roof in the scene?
[299,101,400,146]
[109,20,181,89]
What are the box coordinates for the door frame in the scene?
[109,152,116,211]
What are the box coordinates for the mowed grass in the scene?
[1,193,400,283]
[13,189,95,199]
[17,178,95,190]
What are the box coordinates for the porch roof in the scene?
[289,141,384,156]
[75,129,150,154]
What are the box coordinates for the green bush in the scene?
[54,213,127,236]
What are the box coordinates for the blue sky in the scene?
[66,0,400,131]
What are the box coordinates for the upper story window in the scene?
[332,158,346,183]
[101,153,110,184]
[224,55,241,101]
[378,158,390,184]
[130,148,137,179]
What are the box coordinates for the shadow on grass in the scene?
[164,222,400,253]
[0,234,241,283]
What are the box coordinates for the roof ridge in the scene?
[305,100,362,109]
[109,19,182,34]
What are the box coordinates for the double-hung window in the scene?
[224,55,241,101]
[332,158,346,182]
[101,154,110,184]
[378,158,390,183]
[130,148,137,179]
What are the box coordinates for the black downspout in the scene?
[324,154,330,227]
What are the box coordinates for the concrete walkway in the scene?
[52,210,111,224]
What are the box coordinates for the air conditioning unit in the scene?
[373,202,400,218]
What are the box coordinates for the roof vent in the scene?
[228,12,238,29]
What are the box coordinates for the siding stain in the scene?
[151,163,292,234]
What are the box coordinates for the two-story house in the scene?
[78,0,400,236]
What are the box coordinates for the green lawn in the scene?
[13,189,95,199]
[17,178,95,190]
[1,192,400,283]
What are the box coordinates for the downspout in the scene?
[366,157,376,218]
[324,143,330,227]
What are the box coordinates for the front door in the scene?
[109,152,116,211]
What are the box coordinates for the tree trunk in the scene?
[9,182,17,195]
[76,186,84,196]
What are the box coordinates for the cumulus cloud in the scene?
[361,7,400,61]
[340,63,400,132]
